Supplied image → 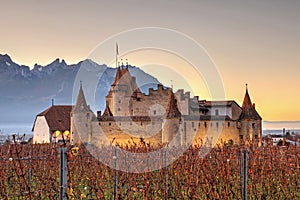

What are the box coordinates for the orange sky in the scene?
[1,0,300,122]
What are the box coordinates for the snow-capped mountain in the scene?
[0,54,160,123]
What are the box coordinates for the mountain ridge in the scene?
[0,54,160,123]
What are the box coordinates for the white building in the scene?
[32,105,72,144]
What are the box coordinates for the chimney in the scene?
[131,77,136,88]
[97,111,101,119]
[158,84,163,91]
[52,99,54,106]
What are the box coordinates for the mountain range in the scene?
[0,54,160,124]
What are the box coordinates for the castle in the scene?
[71,65,262,147]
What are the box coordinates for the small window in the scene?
[119,122,121,126]
[240,135,243,140]
[215,110,219,116]
[117,108,120,111]
[198,122,200,127]
[252,123,255,128]
[153,110,156,115]
[216,122,219,128]
[192,122,194,128]
[228,122,230,127]
[118,100,121,104]
[109,123,111,126]
[210,122,213,127]
[204,122,207,128]
[254,135,258,139]
[130,122,132,125]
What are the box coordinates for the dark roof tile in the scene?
[36,105,72,131]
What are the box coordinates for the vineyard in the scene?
[0,139,299,199]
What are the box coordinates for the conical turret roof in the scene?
[240,85,262,120]
[73,82,90,112]
[242,86,252,108]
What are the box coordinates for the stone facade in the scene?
[71,66,262,147]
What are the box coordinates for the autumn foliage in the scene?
[0,141,299,199]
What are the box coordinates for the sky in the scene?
[1,0,300,122]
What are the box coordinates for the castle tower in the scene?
[106,66,141,116]
[71,82,95,144]
[162,92,182,146]
[239,84,262,145]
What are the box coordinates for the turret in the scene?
[71,82,95,144]
[239,84,262,146]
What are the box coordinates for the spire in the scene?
[240,84,261,120]
[74,82,89,112]
[242,83,252,108]
[166,92,181,119]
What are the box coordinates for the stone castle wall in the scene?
[93,120,163,146]
[179,119,240,146]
